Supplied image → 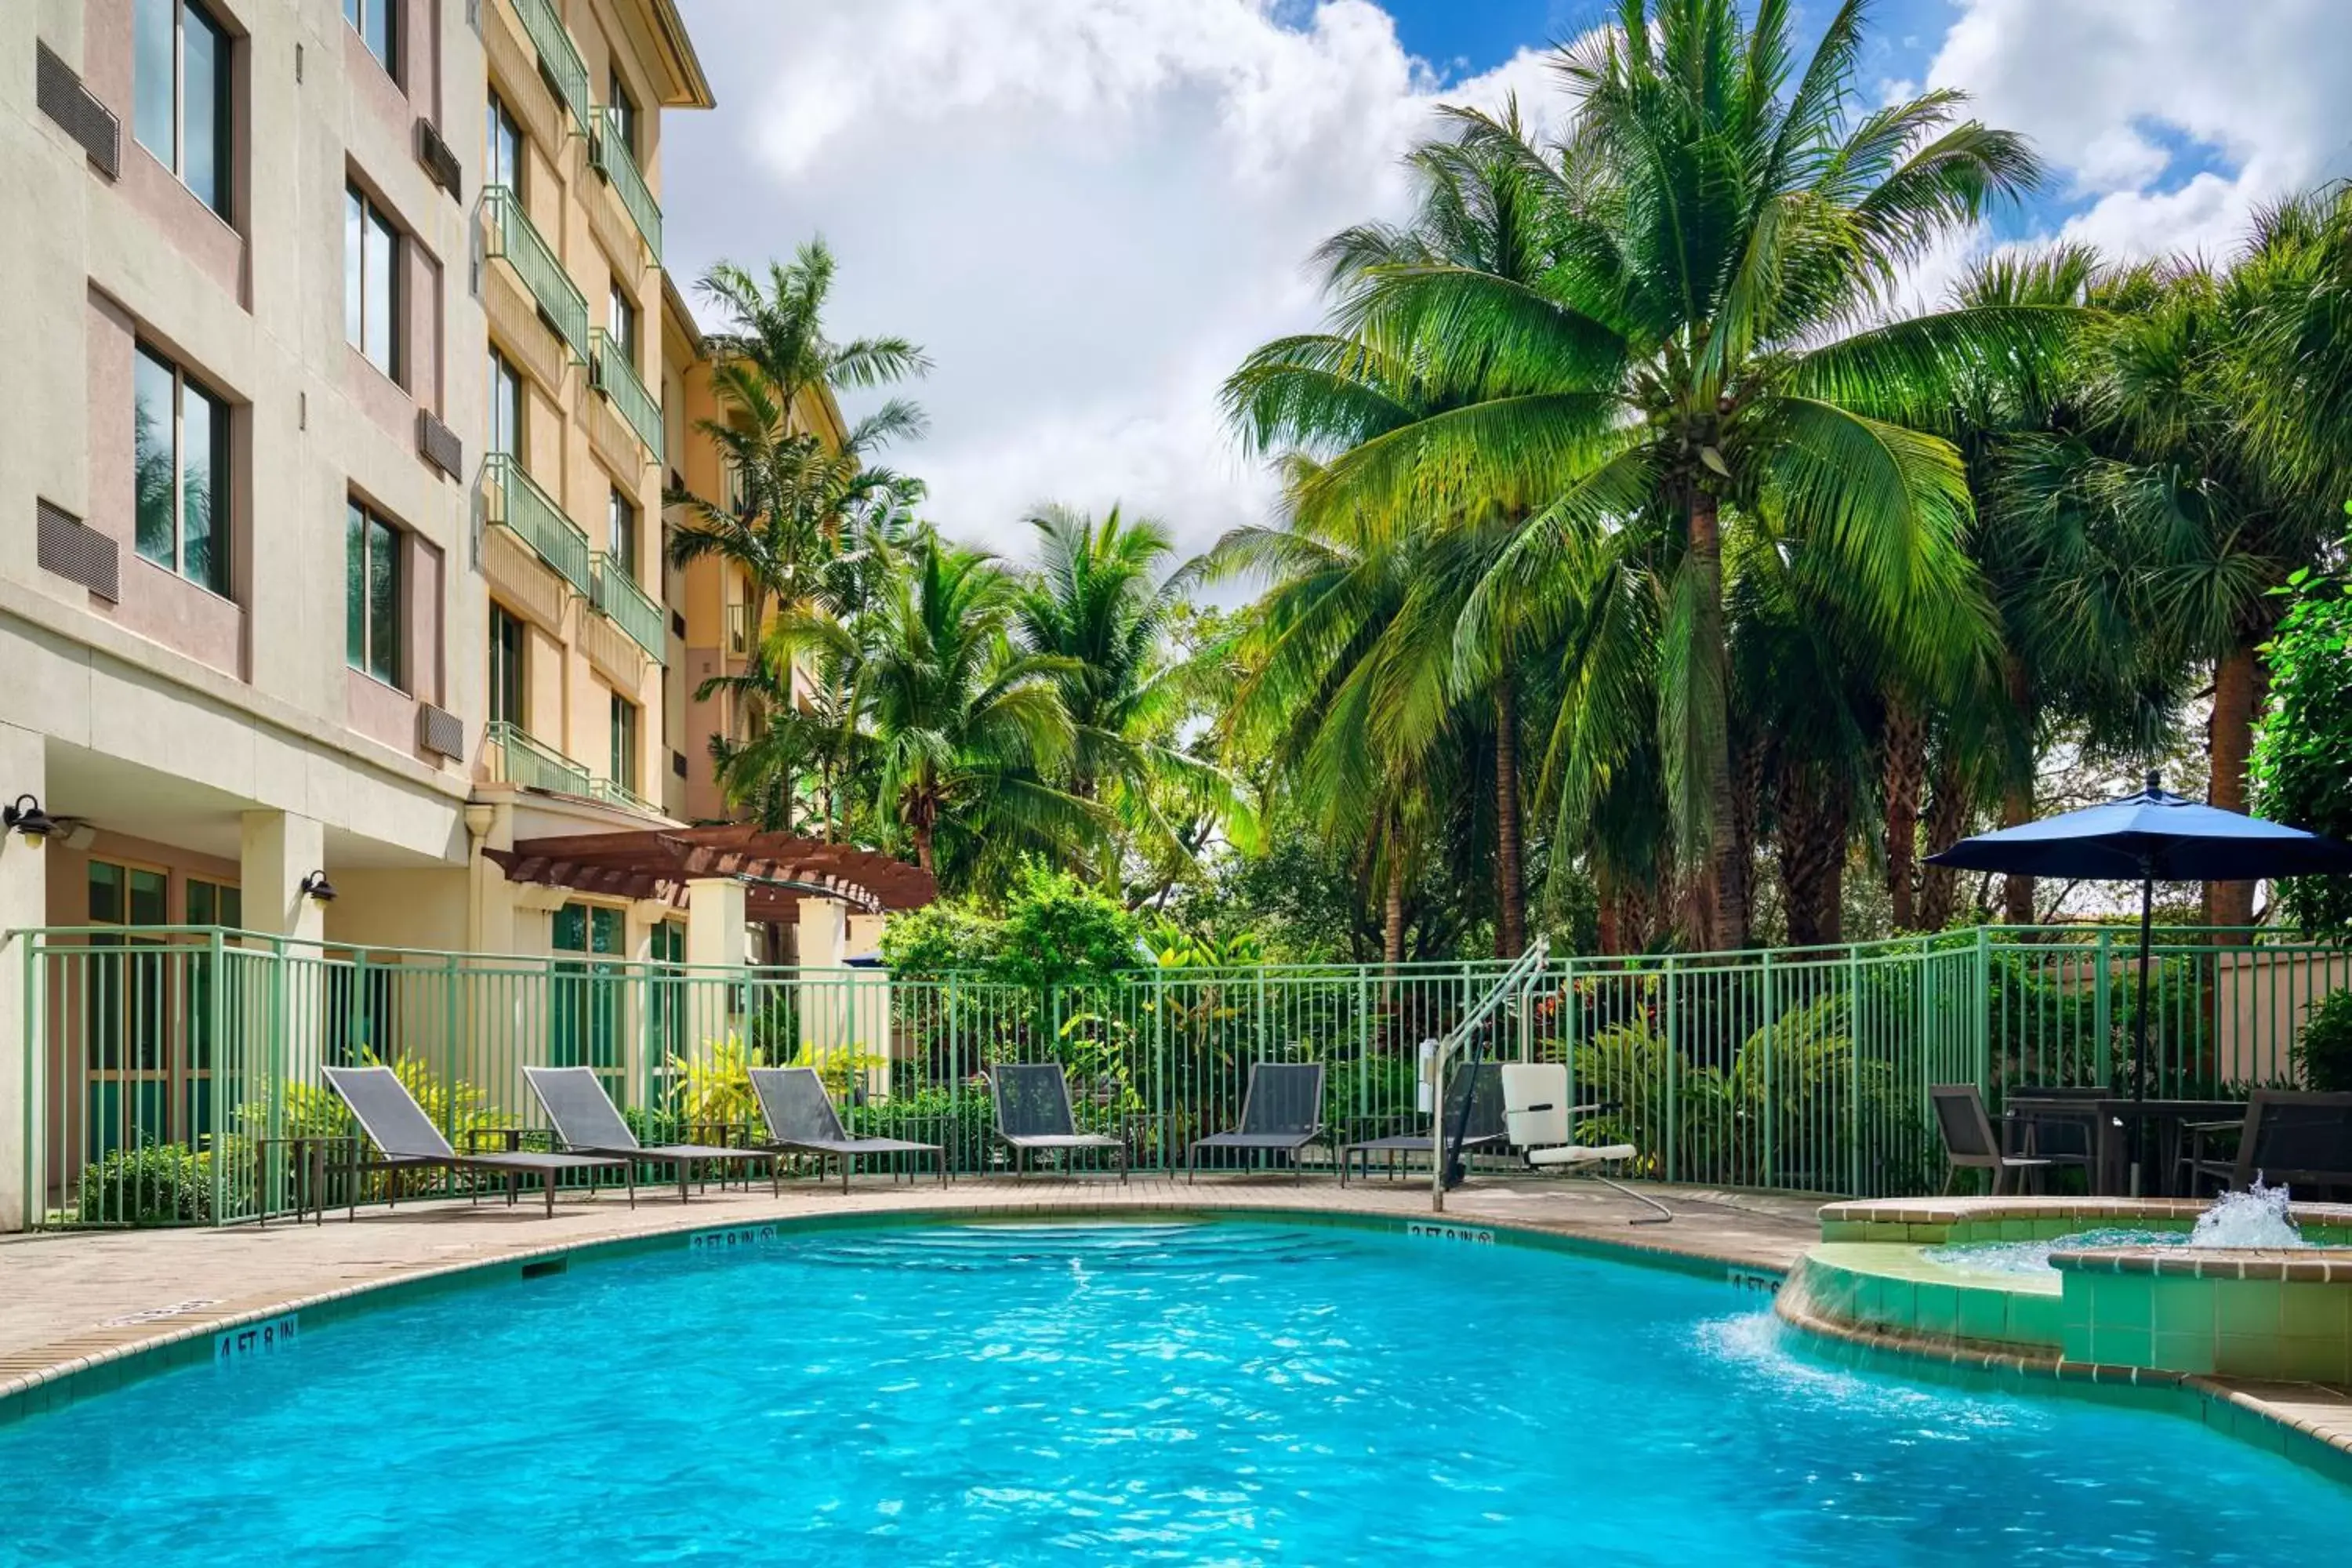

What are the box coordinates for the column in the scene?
[0,724,47,1230]
[685,878,746,1056]
[240,810,326,943]
[241,811,327,1088]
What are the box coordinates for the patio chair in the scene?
[1500,1063,1669,1224]
[323,1064,631,1218]
[1187,1062,1325,1183]
[988,1062,1128,1182]
[2179,1090,2352,1197]
[1931,1083,2051,1196]
[2002,1083,2103,1185]
[1338,1059,1506,1186]
[746,1067,947,1192]
[524,1065,778,1201]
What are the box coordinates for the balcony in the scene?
[510,0,589,136]
[591,107,662,265]
[484,185,587,363]
[483,453,590,595]
[589,775,661,816]
[592,552,666,659]
[590,328,663,465]
[486,720,590,796]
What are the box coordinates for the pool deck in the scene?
[0,1175,1814,1399]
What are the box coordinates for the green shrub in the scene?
[2296,989,2352,1091]
[76,1142,212,1225]
[2251,524,2352,937]
[989,862,1138,993]
[844,1087,996,1171]
[879,900,1005,978]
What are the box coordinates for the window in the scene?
[488,604,525,727]
[187,879,242,927]
[134,0,232,217]
[134,343,230,595]
[607,71,637,160]
[346,500,403,688]
[343,0,397,80]
[486,88,524,198]
[608,280,640,372]
[345,187,401,381]
[488,347,523,459]
[608,488,637,582]
[610,693,639,793]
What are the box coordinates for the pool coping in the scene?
[1776,1266,2352,1489]
[0,1192,1785,1432]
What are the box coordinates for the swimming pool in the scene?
[2,1219,2347,1565]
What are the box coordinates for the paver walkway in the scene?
[0,1176,1817,1382]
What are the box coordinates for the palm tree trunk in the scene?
[1382,853,1406,969]
[1595,863,1621,956]
[1494,676,1526,958]
[2203,635,2265,935]
[2002,654,2035,927]
[1687,491,1747,951]
[1918,747,1969,931]
[912,816,936,877]
[1777,770,1852,947]
[1882,694,1926,931]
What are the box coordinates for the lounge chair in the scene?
[1339,1059,1505,1186]
[988,1062,1128,1182]
[323,1064,631,1218]
[2180,1089,2352,1197]
[746,1066,946,1192]
[1931,1083,2052,1195]
[524,1065,778,1200]
[1187,1062,1325,1183]
[1501,1062,1669,1224]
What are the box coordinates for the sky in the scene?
[661,0,2352,565]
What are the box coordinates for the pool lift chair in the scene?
[1499,1062,1672,1225]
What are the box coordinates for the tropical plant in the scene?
[2251,520,2352,936]
[2294,989,2352,1092]
[1229,0,2056,952]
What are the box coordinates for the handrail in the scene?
[1428,935,1549,1213]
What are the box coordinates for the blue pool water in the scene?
[2,1220,2348,1565]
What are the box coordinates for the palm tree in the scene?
[1241,0,2055,949]
[858,539,1099,884]
[666,241,931,828]
[1012,505,1241,880]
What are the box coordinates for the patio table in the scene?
[2008,1094,2245,1196]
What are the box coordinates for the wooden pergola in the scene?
[483,825,935,917]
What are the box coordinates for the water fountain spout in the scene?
[2188,1179,2306,1249]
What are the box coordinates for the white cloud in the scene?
[1923,0,2352,261]
[662,0,1556,563]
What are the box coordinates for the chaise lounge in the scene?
[1187,1061,1324,1182]
[989,1062,1128,1181]
[524,1065,779,1200]
[324,1064,632,1218]
[747,1066,947,1192]
[1339,1058,1506,1186]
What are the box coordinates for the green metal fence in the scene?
[15,926,2347,1227]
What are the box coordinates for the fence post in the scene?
[1973,924,1994,1101]
[205,927,225,1222]
[2092,926,2114,1089]
[1759,949,1776,1189]
[1847,943,1863,1196]
[1663,954,1679,1185]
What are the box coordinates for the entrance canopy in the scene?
[485,826,935,917]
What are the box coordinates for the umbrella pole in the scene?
[2130,868,2154,1196]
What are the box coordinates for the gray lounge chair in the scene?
[1188,1062,1325,1182]
[524,1065,778,1200]
[1339,1061,1503,1186]
[989,1062,1127,1181]
[323,1064,631,1218]
[746,1066,946,1192]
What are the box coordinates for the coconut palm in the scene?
[1240,0,2055,949]
[857,539,1100,885]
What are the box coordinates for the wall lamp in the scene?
[3,794,56,844]
[299,870,339,903]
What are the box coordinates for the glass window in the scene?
[607,71,637,160]
[343,0,397,80]
[488,604,525,727]
[608,281,639,371]
[345,187,401,381]
[346,500,403,688]
[187,880,242,927]
[488,347,523,460]
[134,343,231,596]
[134,0,234,218]
[608,488,637,582]
[486,89,524,198]
[610,693,638,793]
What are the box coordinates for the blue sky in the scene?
[667,0,2352,557]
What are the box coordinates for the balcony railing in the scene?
[724,602,759,657]
[510,0,590,136]
[592,107,662,264]
[486,720,591,796]
[593,551,666,658]
[589,775,661,816]
[484,184,588,362]
[484,452,590,595]
[590,328,663,465]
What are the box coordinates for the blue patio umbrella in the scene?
[1927,772,2352,1112]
